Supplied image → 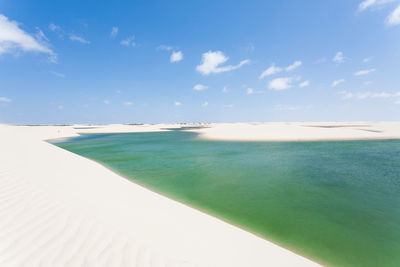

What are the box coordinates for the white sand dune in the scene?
[190,122,400,141]
[0,124,319,267]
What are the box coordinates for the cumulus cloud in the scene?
[0,96,11,102]
[170,51,183,62]
[201,101,209,107]
[123,101,133,106]
[57,105,64,110]
[222,86,228,93]
[259,64,282,79]
[354,68,376,76]
[332,79,345,87]
[0,14,54,59]
[246,88,254,95]
[358,1,400,26]
[358,0,395,12]
[196,51,250,75]
[286,61,302,71]
[386,4,400,25]
[174,101,182,106]
[193,84,208,91]
[299,80,310,88]
[339,90,400,99]
[268,77,294,91]
[333,52,346,64]
[120,35,135,47]
[110,27,119,38]
[70,34,90,44]
[103,100,110,104]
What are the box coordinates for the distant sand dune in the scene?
[189,122,400,141]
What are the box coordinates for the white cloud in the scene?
[0,96,11,102]
[339,90,400,99]
[49,71,65,78]
[223,104,234,108]
[120,36,135,47]
[313,57,327,64]
[354,68,376,76]
[299,80,310,88]
[196,51,250,75]
[268,77,294,91]
[116,90,121,94]
[193,84,208,91]
[110,27,119,38]
[246,88,254,95]
[386,4,400,25]
[363,57,373,62]
[259,64,282,79]
[170,51,183,62]
[156,45,173,51]
[123,101,133,106]
[245,43,255,52]
[0,14,54,58]
[286,60,302,71]
[364,81,373,85]
[222,86,228,93]
[49,23,61,32]
[174,101,182,106]
[48,23,63,40]
[358,0,395,12]
[57,105,63,110]
[70,34,90,44]
[201,101,209,107]
[333,52,346,64]
[259,61,302,79]
[35,28,49,42]
[103,100,110,104]
[331,79,345,87]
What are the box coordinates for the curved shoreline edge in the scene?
[4,122,398,266]
[0,123,320,266]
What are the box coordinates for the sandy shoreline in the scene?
[1,122,398,266]
[188,122,400,142]
[0,123,319,267]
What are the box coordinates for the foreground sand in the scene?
[0,124,319,267]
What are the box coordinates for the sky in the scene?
[0,0,400,124]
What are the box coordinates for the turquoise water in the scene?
[52,131,400,266]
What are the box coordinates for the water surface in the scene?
[52,131,400,266]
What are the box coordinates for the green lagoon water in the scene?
[52,130,400,266]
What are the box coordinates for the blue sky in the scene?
[1,0,400,124]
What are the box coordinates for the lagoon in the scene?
[52,130,400,266]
